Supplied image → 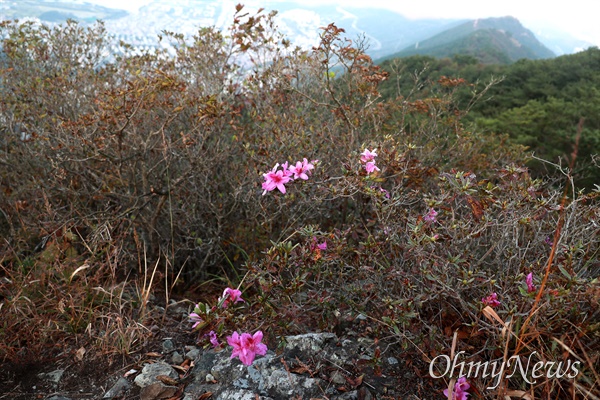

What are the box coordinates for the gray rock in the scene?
[333,391,358,400]
[217,389,272,400]
[162,339,175,353]
[103,377,132,399]
[134,362,179,388]
[171,351,184,364]
[37,369,65,384]
[387,356,399,365]
[284,332,337,357]
[46,396,71,400]
[185,347,200,360]
[330,370,346,385]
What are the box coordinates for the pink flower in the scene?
[189,311,203,329]
[280,162,295,178]
[424,208,438,224]
[443,376,470,400]
[526,272,535,293]
[227,331,268,366]
[262,163,292,195]
[208,330,220,348]
[364,161,380,174]
[220,287,244,308]
[289,158,315,180]
[379,187,390,198]
[360,149,377,163]
[482,292,500,308]
[310,237,327,251]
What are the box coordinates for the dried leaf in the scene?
[482,306,505,326]
[171,364,188,374]
[156,375,178,386]
[346,374,363,387]
[75,346,86,361]
[146,352,163,358]
[124,369,138,377]
[198,393,213,400]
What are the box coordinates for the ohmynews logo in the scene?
[429,351,581,390]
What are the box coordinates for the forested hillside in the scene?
[379,48,600,187]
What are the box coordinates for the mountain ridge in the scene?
[382,16,556,64]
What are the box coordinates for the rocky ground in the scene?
[0,302,435,400]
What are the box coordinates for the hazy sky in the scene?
[86,0,600,46]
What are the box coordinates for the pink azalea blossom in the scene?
[424,208,438,224]
[289,158,315,180]
[526,272,535,293]
[379,187,390,199]
[280,162,295,178]
[364,161,380,174]
[220,287,245,308]
[189,310,203,329]
[482,292,501,308]
[208,330,220,348]
[310,237,327,251]
[262,163,292,195]
[443,376,470,400]
[360,149,377,163]
[227,331,268,366]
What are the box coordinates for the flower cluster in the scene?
[443,376,470,400]
[310,236,327,251]
[262,158,316,195]
[424,208,438,224]
[219,287,244,308]
[208,330,220,348]
[482,292,500,308]
[360,149,380,174]
[188,287,268,366]
[227,330,268,366]
[189,308,204,329]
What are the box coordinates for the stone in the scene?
[185,347,200,360]
[103,377,132,398]
[162,339,175,353]
[140,382,178,400]
[284,332,337,357]
[387,356,399,365]
[37,369,65,384]
[330,370,346,385]
[171,351,184,364]
[134,362,179,388]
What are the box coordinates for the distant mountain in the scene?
[384,16,556,64]
[0,2,587,61]
[264,2,464,59]
[526,21,596,55]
